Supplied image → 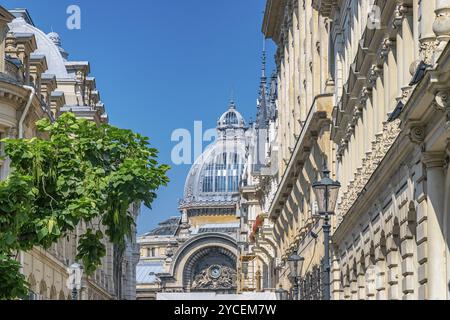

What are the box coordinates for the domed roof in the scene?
[180,102,248,209]
[8,17,69,78]
[217,101,246,130]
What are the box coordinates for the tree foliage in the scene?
[0,113,169,299]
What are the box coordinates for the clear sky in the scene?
[3,0,276,235]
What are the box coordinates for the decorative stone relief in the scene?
[432,90,450,112]
[408,125,425,144]
[192,265,237,290]
[368,65,382,86]
[419,39,437,65]
[393,4,409,29]
[379,38,394,61]
[337,120,401,221]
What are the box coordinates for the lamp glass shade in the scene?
[275,287,287,300]
[287,253,304,278]
[69,263,84,290]
[312,172,341,214]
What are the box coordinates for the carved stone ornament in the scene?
[408,125,425,144]
[336,117,401,225]
[368,65,381,86]
[192,265,237,290]
[432,90,450,112]
[393,4,409,29]
[359,87,372,105]
[379,38,394,61]
[419,39,437,65]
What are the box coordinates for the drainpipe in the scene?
[17,85,35,278]
[19,85,35,139]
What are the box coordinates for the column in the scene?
[433,0,450,60]
[422,152,447,299]
[403,11,414,86]
[419,0,437,64]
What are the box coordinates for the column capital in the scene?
[422,151,447,168]
[433,0,450,41]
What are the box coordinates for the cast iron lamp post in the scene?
[312,163,340,300]
[287,252,304,300]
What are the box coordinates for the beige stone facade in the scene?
[238,0,450,300]
[1,7,138,300]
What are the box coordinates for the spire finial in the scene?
[229,87,236,109]
[262,36,267,80]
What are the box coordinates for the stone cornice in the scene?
[268,93,333,221]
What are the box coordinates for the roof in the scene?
[136,262,164,284]
[8,17,70,78]
[191,223,240,235]
[141,217,180,237]
[8,8,34,26]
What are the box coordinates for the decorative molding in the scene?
[400,86,413,104]
[407,125,426,144]
[337,120,401,220]
[432,90,450,112]
[368,65,382,86]
[393,3,410,29]
[419,38,437,65]
[191,265,237,290]
[422,151,447,169]
[359,87,372,105]
[379,38,395,62]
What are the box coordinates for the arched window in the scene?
[50,286,57,300]
[224,111,238,125]
[39,280,47,300]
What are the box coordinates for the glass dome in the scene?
[217,101,245,130]
[180,101,248,209]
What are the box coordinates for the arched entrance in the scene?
[183,246,237,293]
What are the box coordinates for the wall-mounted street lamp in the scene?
[312,162,341,301]
[287,252,304,300]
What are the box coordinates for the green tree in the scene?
[0,113,169,299]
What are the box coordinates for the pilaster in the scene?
[422,151,447,299]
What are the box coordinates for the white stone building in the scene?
[1,7,139,300]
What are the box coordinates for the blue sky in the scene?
[3,0,275,235]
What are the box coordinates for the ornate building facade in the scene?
[0,7,139,300]
[329,0,450,300]
[238,0,336,299]
[136,102,248,299]
[237,0,450,300]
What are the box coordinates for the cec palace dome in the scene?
[137,101,250,298]
[180,100,248,211]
